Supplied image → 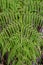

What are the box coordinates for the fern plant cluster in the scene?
[0,0,43,65]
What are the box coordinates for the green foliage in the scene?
[0,0,43,65]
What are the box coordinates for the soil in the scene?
[0,64,3,65]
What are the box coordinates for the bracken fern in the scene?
[0,0,43,65]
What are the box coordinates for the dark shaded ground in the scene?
[0,51,18,65]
